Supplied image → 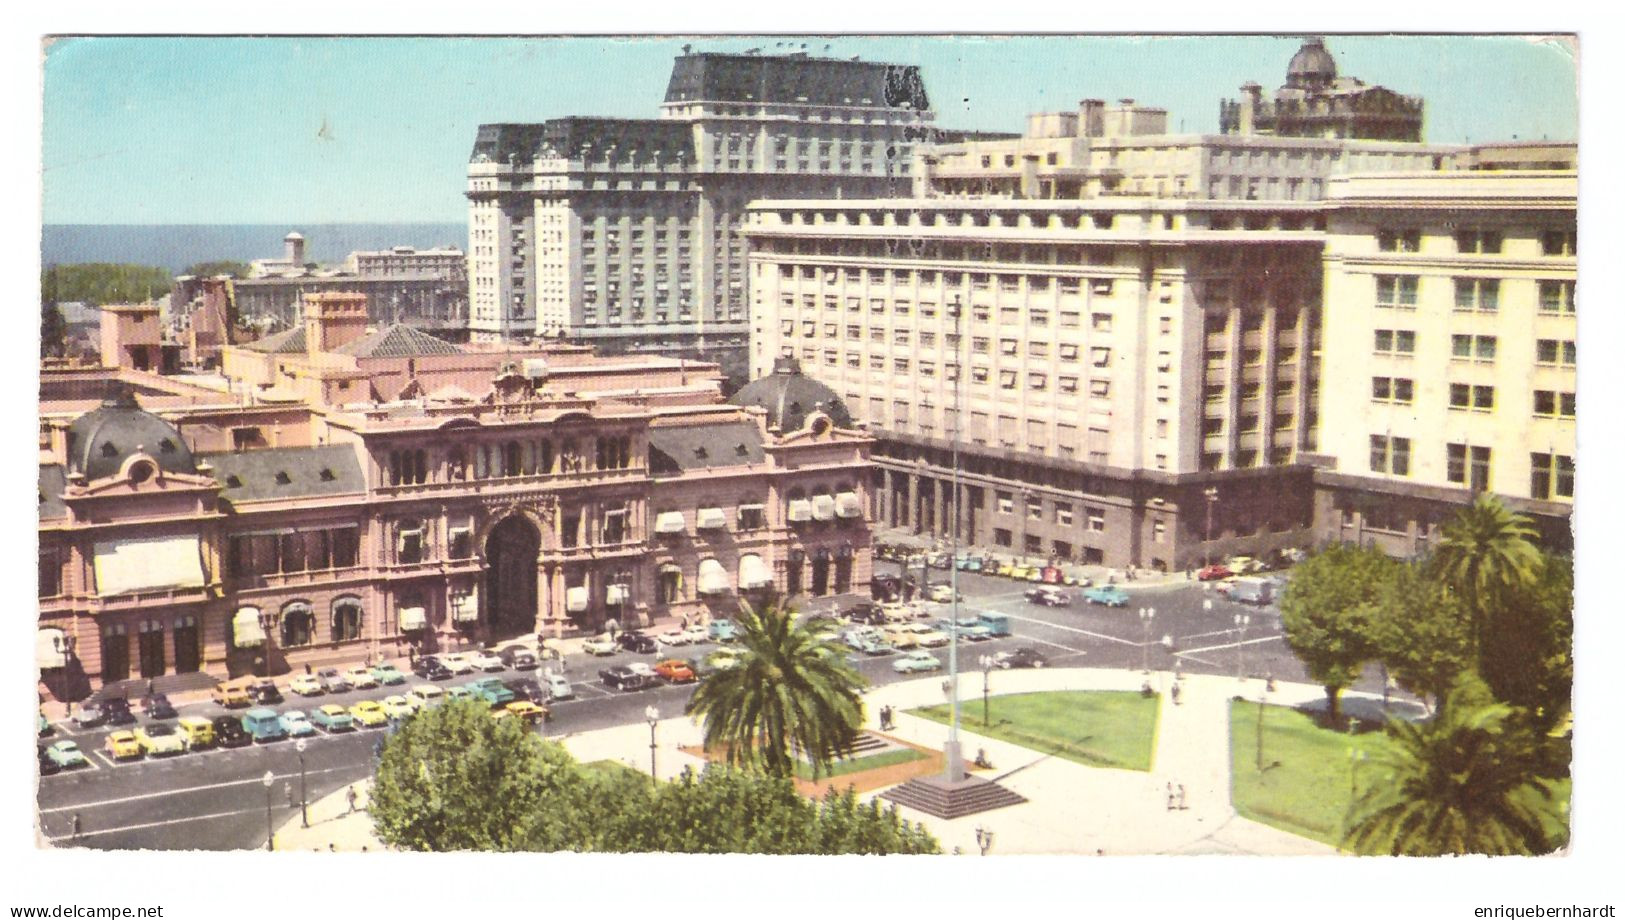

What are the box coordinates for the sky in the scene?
[40,34,1578,225]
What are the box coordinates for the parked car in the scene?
[936,618,993,642]
[278,710,317,738]
[498,645,538,671]
[443,687,475,704]
[977,613,1013,638]
[316,668,353,694]
[468,649,506,673]
[1230,576,1276,606]
[407,685,445,709]
[311,705,355,733]
[1225,556,1264,575]
[839,603,884,625]
[379,696,417,720]
[503,678,548,705]
[38,747,62,776]
[543,672,575,701]
[242,708,288,743]
[870,573,902,602]
[682,625,710,644]
[289,674,325,697]
[618,632,658,654]
[104,730,143,761]
[343,667,380,690]
[1197,564,1233,581]
[101,697,137,726]
[44,740,88,769]
[248,680,283,705]
[881,624,920,650]
[371,663,408,685]
[412,658,454,681]
[71,703,106,729]
[1082,585,1131,607]
[495,700,551,725]
[211,715,252,748]
[654,659,697,683]
[892,650,943,674]
[348,700,389,728]
[141,693,178,720]
[176,716,216,750]
[1024,586,1073,607]
[926,584,961,603]
[599,665,652,692]
[39,710,52,737]
[899,622,951,648]
[583,634,619,656]
[210,678,253,709]
[656,629,691,647]
[707,619,739,642]
[437,653,476,675]
[993,647,1049,669]
[464,678,516,707]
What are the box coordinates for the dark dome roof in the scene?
[65,386,196,481]
[729,356,854,433]
[1286,38,1337,90]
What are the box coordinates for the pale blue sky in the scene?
[41,34,1578,224]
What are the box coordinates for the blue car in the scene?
[707,619,738,642]
[1082,585,1131,608]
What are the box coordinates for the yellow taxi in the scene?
[380,695,417,720]
[133,723,187,756]
[349,700,389,728]
[176,716,216,750]
[493,700,550,725]
[210,677,254,708]
[104,730,144,761]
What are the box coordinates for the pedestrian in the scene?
[146,678,155,697]
[407,646,416,667]
[304,662,313,675]
[1165,782,1175,811]
[1170,682,1181,706]
[284,782,294,808]
[346,785,358,815]
[71,812,81,841]
[1186,567,1194,581]
[1177,784,1188,810]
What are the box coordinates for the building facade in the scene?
[1219,37,1425,142]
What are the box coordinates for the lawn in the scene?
[1229,701,1572,850]
[910,691,1159,771]
[793,747,926,781]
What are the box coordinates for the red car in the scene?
[654,659,697,683]
[1197,564,1233,581]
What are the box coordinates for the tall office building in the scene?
[465,48,1011,362]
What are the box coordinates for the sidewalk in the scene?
[274,666,1356,855]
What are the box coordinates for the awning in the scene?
[739,555,773,589]
[697,559,730,595]
[835,491,863,519]
[233,608,266,648]
[812,495,837,521]
[399,606,428,631]
[654,511,687,534]
[37,628,68,670]
[787,499,813,522]
[93,536,206,596]
[696,507,728,530]
[566,586,589,613]
[606,583,628,605]
[451,589,479,623]
[737,503,766,517]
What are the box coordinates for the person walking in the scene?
[70,812,81,842]
[1177,784,1188,810]
[346,785,359,815]
[284,782,294,808]
[1165,782,1176,811]
[1170,682,1182,706]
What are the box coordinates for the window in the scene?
[1000,339,1019,357]
[280,603,314,648]
[1086,507,1105,532]
[1455,230,1503,254]
[1449,384,1495,412]
[332,598,363,642]
[1539,280,1576,313]
[1055,503,1074,526]
[1369,436,1411,476]
[1533,390,1576,418]
[1377,229,1421,252]
[1536,339,1577,366]
[1058,376,1079,394]
[1375,275,1419,308]
[1026,496,1043,520]
[1091,313,1113,333]
[1373,329,1417,355]
[1090,347,1111,368]
[1447,444,1493,492]
[1451,334,1497,362]
[993,528,1012,547]
[1454,278,1500,312]
[999,370,1017,389]
[1028,373,1048,391]
[996,492,1014,515]
[1530,453,1575,499]
[1542,230,1577,257]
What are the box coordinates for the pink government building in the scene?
[38,292,874,702]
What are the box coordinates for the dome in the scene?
[729,356,854,434]
[65,385,197,481]
[1285,38,1337,90]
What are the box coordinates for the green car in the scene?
[371,663,408,686]
[443,686,475,703]
[463,678,516,707]
[44,740,87,768]
[891,651,942,674]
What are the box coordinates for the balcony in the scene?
[372,464,647,499]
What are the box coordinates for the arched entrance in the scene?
[485,515,540,641]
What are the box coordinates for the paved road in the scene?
[38,566,1396,850]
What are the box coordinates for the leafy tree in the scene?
[1279,544,1397,723]
[40,263,172,307]
[41,302,67,358]
[685,595,866,778]
[1431,495,1544,659]
[369,700,586,851]
[1369,562,1473,709]
[1480,552,1573,736]
[181,260,251,279]
[1344,675,1564,856]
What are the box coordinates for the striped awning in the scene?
[697,559,729,595]
[451,589,480,623]
[606,583,629,605]
[739,554,773,589]
[654,511,687,534]
[812,495,837,521]
[787,499,813,522]
[566,586,590,613]
[233,608,266,648]
[93,536,206,597]
[399,606,428,631]
[835,491,862,519]
[696,507,728,530]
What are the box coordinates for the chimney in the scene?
[304,291,369,355]
[284,231,306,266]
[1078,99,1106,138]
[1239,83,1263,135]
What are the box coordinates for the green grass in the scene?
[581,759,643,778]
[794,747,927,780]
[1229,702,1572,850]
[910,691,1160,772]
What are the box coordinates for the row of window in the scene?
[1373,330,1576,368]
[1377,227,1575,257]
[1375,275,1576,313]
[239,598,366,648]
[384,436,634,487]
[227,529,362,580]
[1367,440,1575,499]
[993,491,1108,532]
[1371,379,1574,415]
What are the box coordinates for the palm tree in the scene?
[685,595,867,779]
[1431,495,1544,658]
[1344,681,1562,856]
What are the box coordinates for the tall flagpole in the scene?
[944,295,964,781]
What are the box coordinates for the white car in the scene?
[627,661,658,679]
[583,635,618,656]
[892,650,943,674]
[543,672,574,701]
[278,711,317,738]
[657,630,691,646]
[682,625,709,644]
[927,584,961,604]
[407,685,445,708]
[343,667,380,690]
[437,652,476,675]
[468,649,505,672]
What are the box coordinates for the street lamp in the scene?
[644,705,660,783]
[978,654,994,727]
[296,738,309,828]
[1233,613,1251,681]
[1203,486,1219,567]
[1138,607,1156,674]
[1255,691,1267,772]
[975,825,995,856]
[261,770,275,851]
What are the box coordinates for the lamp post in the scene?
[975,825,995,856]
[1203,486,1219,567]
[1255,691,1267,772]
[1138,607,1155,673]
[644,705,659,784]
[261,770,275,851]
[296,738,309,828]
[942,295,966,783]
[978,654,994,728]
[1233,613,1251,681]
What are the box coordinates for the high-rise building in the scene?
[465,49,1012,359]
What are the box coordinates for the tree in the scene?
[180,260,251,279]
[369,700,587,851]
[1369,562,1473,710]
[40,263,172,307]
[1279,544,1397,724]
[685,595,867,778]
[1431,495,1544,659]
[1480,551,1573,736]
[1344,676,1564,856]
[41,302,67,358]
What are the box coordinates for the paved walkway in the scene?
[272,665,1371,854]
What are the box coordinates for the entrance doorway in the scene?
[137,620,166,679]
[810,550,831,596]
[101,624,129,684]
[173,616,200,673]
[485,515,540,641]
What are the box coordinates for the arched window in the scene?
[505,441,522,477]
[280,601,314,647]
[448,448,467,481]
[331,596,363,642]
